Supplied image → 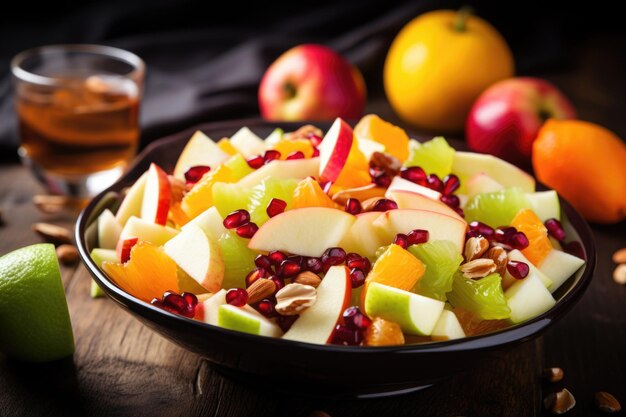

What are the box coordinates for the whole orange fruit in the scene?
[384,9,514,133]
[533,119,626,223]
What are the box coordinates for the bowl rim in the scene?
[75,118,596,354]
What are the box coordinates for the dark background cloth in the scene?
[0,0,624,161]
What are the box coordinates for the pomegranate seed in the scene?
[181,292,198,308]
[455,207,465,218]
[563,241,585,260]
[407,229,429,245]
[163,291,187,312]
[270,276,285,292]
[308,133,323,147]
[305,256,323,273]
[442,174,460,195]
[268,250,287,265]
[466,230,480,240]
[469,221,495,239]
[545,218,566,241]
[286,151,305,160]
[276,315,299,332]
[245,267,269,287]
[332,324,363,346]
[400,166,427,185]
[246,155,265,169]
[266,198,287,218]
[184,165,211,185]
[257,298,276,317]
[371,199,398,212]
[254,254,272,270]
[347,257,371,274]
[345,198,362,215]
[151,298,178,315]
[426,174,443,192]
[236,222,258,238]
[350,268,366,288]
[370,169,391,188]
[394,233,409,249]
[226,288,248,307]
[441,194,460,208]
[263,150,281,164]
[312,147,320,157]
[278,259,301,277]
[287,255,305,268]
[494,226,517,243]
[507,260,530,279]
[223,209,250,229]
[345,252,361,263]
[509,231,530,250]
[343,306,372,330]
[322,247,347,267]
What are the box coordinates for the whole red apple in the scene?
[258,44,366,121]
[466,77,576,167]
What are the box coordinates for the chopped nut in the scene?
[612,247,626,264]
[613,264,626,285]
[370,152,402,177]
[595,391,621,413]
[293,271,322,288]
[331,183,386,205]
[544,388,576,414]
[246,278,276,304]
[275,283,317,316]
[33,194,86,213]
[364,317,405,346]
[485,246,508,277]
[56,244,79,265]
[464,236,489,262]
[542,367,564,383]
[284,124,323,140]
[460,258,497,279]
[32,222,73,246]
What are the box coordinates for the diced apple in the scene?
[116,237,138,263]
[182,206,226,240]
[318,118,354,182]
[504,250,553,290]
[465,173,504,198]
[538,249,585,293]
[452,151,535,192]
[431,309,466,341]
[526,190,561,222]
[163,224,224,293]
[140,163,172,226]
[218,304,283,337]
[237,157,320,187]
[364,282,445,336]
[115,172,147,225]
[248,207,355,257]
[386,189,463,221]
[387,176,442,201]
[356,137,385,159]
[119,216,179,246]
[90,248,118,267]
[201,289,227,326]
[339,212,385,258]
[97,208,122,250]
[264,128,283,148]
[505,272,556,323]
[230,127,266,157]
[283,265,351,344]
[173,131,230,179]
[373,209,467,253]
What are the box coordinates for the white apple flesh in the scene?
[526,190,561,222]
[229,127,267,158]
[318,117,354,183]
[387,176,442,201]
[452,151,535,192]
[97,208,122,250]
[503,249,553,290]
[182,206,226,240]
[386,189,463,221]
[538,249,585,293]
[140,163,172,226]
[431,309,466,341]
[200,289,227,326]
[173,130,230,179]
[339,211,385,258]
[505,272,556,323]
[283,265,351,344]
[119,216,179,246]
[115,172,147,226]
[237,157,319,187]
[464,172,504,198]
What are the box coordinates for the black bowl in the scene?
[76,119,596,398]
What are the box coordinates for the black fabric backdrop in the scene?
[0,0,623,161]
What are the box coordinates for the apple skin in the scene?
[259,44,366,121]
[466,77,576,167]
[141,163,172,226]
[318,118,354,182]
[116,237,138,263]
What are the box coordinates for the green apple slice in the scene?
[237,157,320,187]
[431,309,466,341]
[526,190,561,222]
[538,249,585,293]
[265,128,283,148]
[364,282,444,336]
[200,289,227,325]
[505,272,556,323]
[97,208,122,249]
[89,248,118,299]
[182,206,226,240]
[217,304,282,337]
[452,151,536,192]
[119,216,179,246]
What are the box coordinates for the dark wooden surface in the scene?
[1,35,626,417]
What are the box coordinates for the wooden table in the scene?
[2,36,626,417]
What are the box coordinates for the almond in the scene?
[246,278,276,304]
[275,283,317,315]
[56,244,79,265]
[612,247,626,264]
[293,271,322,288]
[613,264,626,285]
[32,222,72,246]
[484,246,508,277]
[542,367,564,383]
[544,388,576,414]
[370,152,402,177]
[594,391,621,413]
[460,258,497,279]
[464,236,489,262]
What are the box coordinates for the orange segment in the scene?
[510,208,553,266]
[292,177,336,209]
[271,139,315,159]
[332,138,372,189]
[361,244,425,307]
[102,242,179,302]
[217,138,238,156]
[354,114,409,161]
[181,164,236,219]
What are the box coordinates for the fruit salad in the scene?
[90,115,586,346]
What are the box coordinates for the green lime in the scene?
[0,243,74,362]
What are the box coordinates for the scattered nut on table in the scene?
[544,388,576,414]
[32,222,73,245]
[542,367,564,383]
[56,244,79,265]
[613,264,626,285]
[595,391,622,413]
[612,247,626,264]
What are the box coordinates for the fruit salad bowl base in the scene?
[76,119,595,398]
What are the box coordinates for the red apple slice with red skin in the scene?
[373,209,467,253]
[318,117,354,182]
[387,176,442,201]
[141,163,172,226]
[385,189,464,221]
[116,237,138,263]
[282,265,351,344]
